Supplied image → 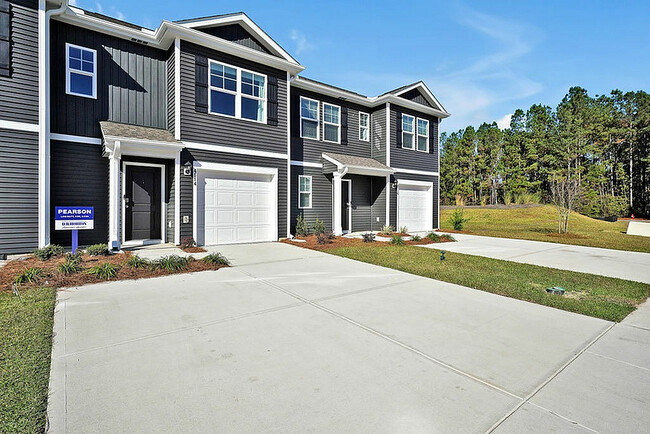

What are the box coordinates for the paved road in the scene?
[47,243,649,433]
[426,233,650,284]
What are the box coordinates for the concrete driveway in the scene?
[427,233,650,284]
[47,243,649,433]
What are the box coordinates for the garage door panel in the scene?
[398,183,433,233]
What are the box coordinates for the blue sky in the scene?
[69,0,650,133]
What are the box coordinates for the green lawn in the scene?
[0,287,56,434]
[440,205,650,253]
[328,244,649,322]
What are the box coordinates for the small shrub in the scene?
[179,237,196,249]
[202,252,230,266]
[33,244,64,261]
[152,255,192,272]
[441,234,456,242]
[380,225,394,235]
[125,255,151,269]
[411,234,421,242]
[316,231,334,245]
[399,226,409,234]
[14,267,43,285]
[390,235,405,246]
[449,208,469,231]
[361,232,375,243]
[312,217,326,235]
[57,253,84,275]
[87,263,119,280]
[86,243,111,256]
[295,214,309,237]
[427,232,440,241]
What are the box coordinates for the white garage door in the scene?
[198,171,275,245]
[398,183,433,233]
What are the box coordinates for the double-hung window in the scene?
[300,97,319,139]
[402,114,415,149]
[209,60,267,122]
[66,43,96,99]
[323,103,340,143]
[417,118,429,152]
[359,112,370,142]
[298,175,312,209]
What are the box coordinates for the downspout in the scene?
[38,0,68,247]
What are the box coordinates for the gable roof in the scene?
[174,12,298,64]
[382,81,448,114]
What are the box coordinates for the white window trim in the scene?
[207,59,268,123]
[402,114,415,150]
[359,111,370,142]
[65,43,97,99]
[417,118,430,153]
[322,102,341,144]
[299,96,319,140]
[298,175,312,209]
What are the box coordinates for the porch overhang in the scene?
[322,152,395,177]
[100,121,185,159]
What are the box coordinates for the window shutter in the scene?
[195,55,208,113]
[395,111,402,147]
[267,75,278,126]
[0,0,10,77]
[291,94,300,137]
[429,119,436,154]
[340,106,348,145]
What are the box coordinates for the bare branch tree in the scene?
[550,177,581,233]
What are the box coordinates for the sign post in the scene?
[54,206,94,253]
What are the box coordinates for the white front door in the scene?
[397,182,433,232]
[198,171,274,245]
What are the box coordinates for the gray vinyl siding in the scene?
[389,105,439,171]
[291,166,332,233]
[199,24,272,55]
[50,20,168,138]
[389,172,439,230]
[370,176,387,231]
[179,41,288,154]
[166,48,175,137]
[399,88,433,108]
[0,0,38,124]
[181,148,288,240]
[290,88,374,163]
[0,128,38,254]
[50,141,109,247]
[371,106,387,164]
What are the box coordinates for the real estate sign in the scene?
[55,206,94,230]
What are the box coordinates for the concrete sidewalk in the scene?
[47,243,649,433]
[425,233,650,283]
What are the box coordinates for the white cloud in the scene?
[496,113,513,129]
[290,29,314,55]
[94,2,126,21]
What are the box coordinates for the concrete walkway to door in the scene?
[47,243,650,433]
[424,233,650,284]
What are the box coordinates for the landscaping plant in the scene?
[86,243,111,256]
[380,225,394,235]
[441,234,456,242]
[390,235,405,245]
[449,208,469,230]
[86,263,119,280]
[125,255,151,269]
[33,245,64,261]
[201,253,230,266]
[312,217,326,235]
[361,232,375,243]
[179,237,197,249]
[295,214,309,236]
[152,255,193,272]
[13,267,43,286]
[399,226,409,234]
[427,232,440,241]
[411,234,421,242]
[57,253,84,275]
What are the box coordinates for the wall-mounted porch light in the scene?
[183,161,192,176]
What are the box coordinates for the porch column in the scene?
[332,171,343,235]
[174,153,181,245]
[385,175,391,226]
[108,140,121,250]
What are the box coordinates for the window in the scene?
[417,118,429,152]
[300,97,319,139]
[359,112,370,142]
[402,114,415,149]
[66,43,96,98]
[0,0,10,77]
[208,60,267,122]
[323,103,340,143]
[298,175,312,209]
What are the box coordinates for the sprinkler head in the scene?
[440,251,446,261]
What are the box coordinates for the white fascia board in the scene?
[397,179,434,188]
[321,153,343,170]
[183,141,288,160]
[50,133,102,144]
[391,82,450,115]
[103,135,183,149]
[291,160,322,168]
[379,95,450,118]
[193,160,278,177]
[346,165,395,177]
[391,167,439,177]
[0,119,39,132]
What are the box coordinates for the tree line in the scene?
[440,87,650,217]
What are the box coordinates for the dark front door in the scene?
[341,179,351,232]
[125,165,161,241]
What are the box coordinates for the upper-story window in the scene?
[300,97,319,139]
[402,114,415,149]
[323,103,340,143]
[359,112,370,142]
[209,60,266,122]
[417,118,429,152]
[66,43,97,99]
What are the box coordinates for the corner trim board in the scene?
[0,119,39,133]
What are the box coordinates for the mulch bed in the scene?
[376,232,410,238]
[282,234,454,250]
[181,247,207,253]
[0,252,227,293]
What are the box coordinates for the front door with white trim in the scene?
[124,165,162,241]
